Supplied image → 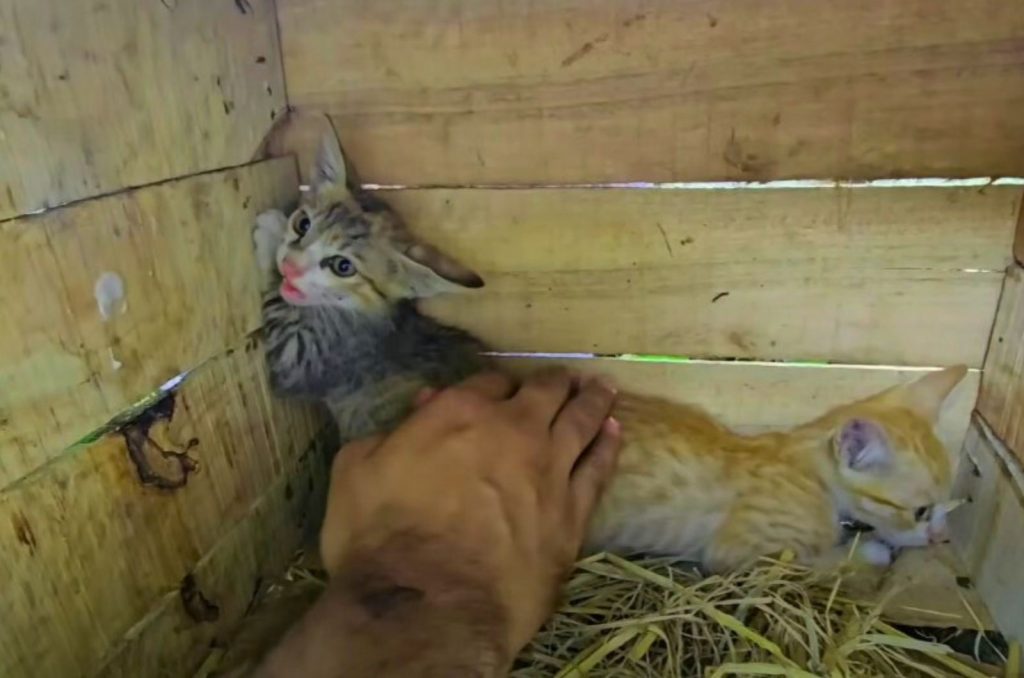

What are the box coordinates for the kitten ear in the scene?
[835,419,891,472]
[392,238,484,297]
[310,128,350,196]
[892,365,968,422]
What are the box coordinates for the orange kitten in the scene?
[586,366,967,571]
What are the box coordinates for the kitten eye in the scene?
[293,213,312,237]
[913,506,930,521]
[323,255,356,278]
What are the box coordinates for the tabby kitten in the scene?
[254,132,489,440]
[256,130,964,572]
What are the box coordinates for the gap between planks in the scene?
[356,177,1024,191]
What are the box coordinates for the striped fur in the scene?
[255,130,487,441]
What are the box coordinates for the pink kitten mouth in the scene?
[280,279,306,303]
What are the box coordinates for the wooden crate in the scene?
[3,1,1024,676]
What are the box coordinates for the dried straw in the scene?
[513,553,1003,677]
[200,552,1007,677]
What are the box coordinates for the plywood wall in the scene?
[406,185,1019,366]
[0,159,296,488]
[0,2,327,677]
[0,0,286,220]
[950,418,1024,644]
[0,162,329,677]
[979,264,1024,463]
[278,0,1024,185]
[1,345,327,677]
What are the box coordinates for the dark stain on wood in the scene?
[711,291,730,303]
[120,393,199,491]
[180,573,220,623]
[12,512,38,555]
[621,13,646,28]
[561,33,609,68]
[728,330,752,352]
[655,223,673,256]
[723,130,775,176]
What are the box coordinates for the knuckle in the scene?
[438,387,491,414]
[531,367,572,390]
[564,400,602,433]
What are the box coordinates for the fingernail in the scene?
[604,416,621,435]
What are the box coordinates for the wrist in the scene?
[335,531,513,675]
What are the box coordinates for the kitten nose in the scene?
[280,258,303,280]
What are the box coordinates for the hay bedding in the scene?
[200,552,1015,678]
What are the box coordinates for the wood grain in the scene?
[278,0,1024,185]
[497,358,979,455]
[97,449,329,678]
[0,0,286,220]
[0,342,326,678]
[949,418,1024,643]
[1015,198,1024,265]
[978,264,1024,462]
[0,158,297,489]
[404,186,1019,366]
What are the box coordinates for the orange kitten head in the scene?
[829,366,967,548]
[273,128,483,312]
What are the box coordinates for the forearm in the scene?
[254,536,511,678]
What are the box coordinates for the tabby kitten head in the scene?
[827,365,967,548]
[272,131,483,311]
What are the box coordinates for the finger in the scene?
[551,377,617,476]
[451,371,517,401]
[568,417,622,537]
[512,367,576,425]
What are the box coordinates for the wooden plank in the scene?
[1015,200,1024,265]
[874,546,993,629]
[0,158,297,489]
[0,0,286,220]
[497,358,979,454]
[96,446,329,678]
[978,264,1024,462]
[0,341,325,678]
[278,0,1024,185]
[949,418,1024,643]
[406,186,1018,366]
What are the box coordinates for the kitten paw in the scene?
[855,539,894,568]
[253,209,287,278]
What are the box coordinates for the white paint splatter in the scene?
[94,272,126,320]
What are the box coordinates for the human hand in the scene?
[320,369,621,663]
